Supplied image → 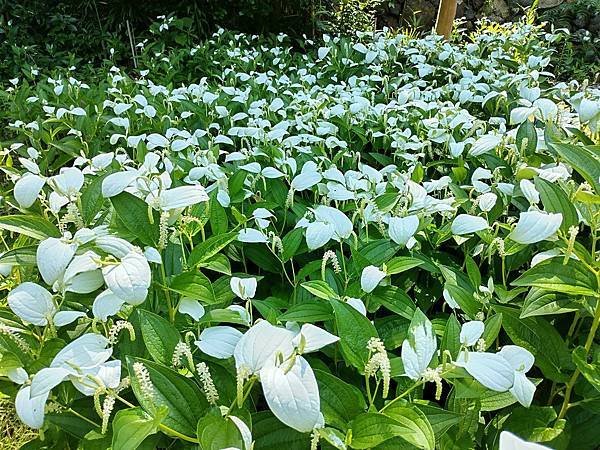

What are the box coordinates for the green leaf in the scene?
[112,407,166,450]
[138,310,181,365]
[330,299,378,370]
[127,357,208,437]
[385,257,424,275]
[382,402,435,450]
[516,119,537,155]
[197,408,245,450]
[415,404,461,437]
[315,369,367,430]
[549,143,600,194]
[521,288,579,318]
[512,259,598,297]
[0,215,60,240]
[0,245,37,265]
[572,346,600,392]
[110,192,159,246]
[187,231,237,267]
[169,271,216,303]
[80,174,106,224]
[281,227,304,262]
[441,314,461,358]
[371,286,415,320]
[278,302,333,322]
[481,313,502,351]
[252,411,310,450]
[301,280,340,300]
[209,196,229,235]
[534,177,578,233]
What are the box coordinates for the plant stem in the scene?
[557,287,600,421]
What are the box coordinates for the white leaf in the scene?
[156,185,209,210]
[305,222,334,250]
[498,345,534,373]
[478,193,497,212]
[238,228,268,243]
[451,214,489,235]
[51,333,111,370]
[499,431,551,450]
[455,351,515,391]
[49,167,84,197]
[30,367,72,397]
[293,324,339,354]
[92,290,125,321]
[53,311,86,327]
[234,320,295,374]
[460,321,484,346]
[16,386,49,429]
[178,298,206,321]
[510,371,536,407]
[360,265,386,293]
[37,237,76,285]
[14,174,45,208]
[8,282,56,326]
[230,277,257,300]
[519,179,539,204]
[101,171,138,197]
[313,206,352,239]
[260,356,321,432]
[469,134,502,156]
[388,215,419,246]
[102,250,151,304]
[196,326,243,359]
[401,314,437,380]
[291,171,321,191]
[346,298,367,316]
[508,211,562,244]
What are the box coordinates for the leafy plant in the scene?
[0,16,600,450]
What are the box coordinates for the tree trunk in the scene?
[435,0,458,39]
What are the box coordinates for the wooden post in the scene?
[435,0,458,39]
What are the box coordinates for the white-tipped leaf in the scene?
[451,214,488,235]
[508,211,562,244]
[8,282,56,326]
[196,326,243,359]
[260,356,321,433]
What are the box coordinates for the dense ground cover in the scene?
[1,17,600,449]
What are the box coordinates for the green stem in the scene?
[557,285,600,421]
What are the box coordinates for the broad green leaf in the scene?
[278,302,333,322]
[0,245,37,265]
[112,406,166,450]
[521,288,579,318]
[549,143,600,194]
[516,119,537,155]
[252,411,310,450]
[127,357,208,437]
[302,280,340,300]
[385,257,423,275]
[0,215,60,240]
[512,259,598,297]
[197,408,246,450]
[169,271,216,303]
[534,177,578,233]
[441,314,461,358]
[371,286,415,320]
[209,196,228,234]
[187,231,237,267]
[330,299,378,370]
[138,310,181,365]
[382,402,435,450]
[572,346,600,392]
[80,173,106,224]
[111,192,159,246]
[281,228,305,262]
[315,369,367,430]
